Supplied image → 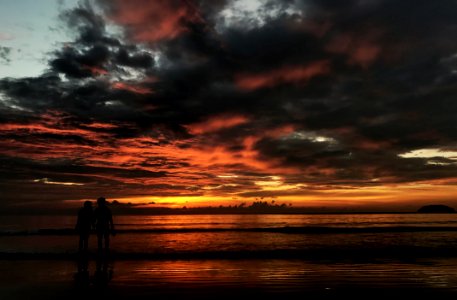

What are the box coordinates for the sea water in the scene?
[2,214,457,298]
[1,214,457,255]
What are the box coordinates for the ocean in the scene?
[1,213,457,255]
[1,213,457,299]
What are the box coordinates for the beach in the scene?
[2,214,457,299]
[2,258,457,299]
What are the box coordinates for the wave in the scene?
[1,226,457,236]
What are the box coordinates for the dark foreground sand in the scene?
[1,258,457,299]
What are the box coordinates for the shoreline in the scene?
[2,246,457,261]
[3,225,457,236]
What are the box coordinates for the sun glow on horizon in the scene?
[67,179,457,211]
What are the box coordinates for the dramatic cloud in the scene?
[185,114,249,134]
[1,0,457,210]
[99,0,204,43]
[0,47,12,64]
[235,60,330,90]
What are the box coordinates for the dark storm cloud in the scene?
[50,45,110,78]
[50,4,155,79]
[1,0,457,207]
[61,5,120,46]
[0,46,12,64]
[115,48,154,68]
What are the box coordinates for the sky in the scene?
[0,0,456,212]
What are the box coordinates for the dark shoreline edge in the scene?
[2,226,457,236]
[2,247,457,261]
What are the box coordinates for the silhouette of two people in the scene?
[75,197,115,253]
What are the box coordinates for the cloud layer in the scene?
[1,0,456,210]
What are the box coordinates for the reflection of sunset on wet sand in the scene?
[2,259,457,299]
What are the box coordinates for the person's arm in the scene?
[75,210,81,231]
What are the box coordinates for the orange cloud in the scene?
[0,123,105,138]
[0,112,116,161]
[83,122,119,129]
[107,0,201,43]
[3,116,457,209]
[325,32,381,68]
[0,111,117,138]
[0,113,297,189]
[351,44,380,68]
[235,60,330,91]
[185,114,249,135]
[112,82,153,94]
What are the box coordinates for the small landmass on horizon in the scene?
[417,204,456,213]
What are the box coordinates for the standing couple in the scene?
[76,197,115,253]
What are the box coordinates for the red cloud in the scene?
[82,65,108,76]
[83,122,119,129]
[325,32,381,68]
[0,110,298,188]
[185,114,249,135]
[235,60,330,91]
[351,45,380,68]
[112,82,153,94]
[106,0,202,43]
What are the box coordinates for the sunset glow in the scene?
[0,0,456,212]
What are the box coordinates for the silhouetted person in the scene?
[75,201,94,252]
[94,197,115,253]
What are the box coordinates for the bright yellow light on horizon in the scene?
[106,179,457,209]
[115,195,235,208]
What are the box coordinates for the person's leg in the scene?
[97,232,103,252]
[104,231,110,250]
[79,235,84,252]
[83,234,89,251]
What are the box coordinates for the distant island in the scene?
[103,201,428,215]
[6,201,455,215]
[417,204,456,213]
[108,200,297,215]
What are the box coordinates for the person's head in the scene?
[84,201,92,209]
[97,197,106,206]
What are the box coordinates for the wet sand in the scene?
[1,258,457,299]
